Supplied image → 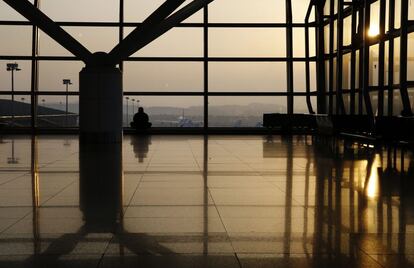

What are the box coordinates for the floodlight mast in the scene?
[6,63,21,127]
[63,79,72,127]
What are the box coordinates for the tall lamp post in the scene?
[125,97,130,127]
[6,63,21,127]
[131,99,136,115]
[63,79,72,127]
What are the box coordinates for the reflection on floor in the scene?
[0,134,413,267]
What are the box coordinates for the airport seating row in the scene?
[263,113,414,144]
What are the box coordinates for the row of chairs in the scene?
[263,113,414,144]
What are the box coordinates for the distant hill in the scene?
[0,99,70,116]
[146,103,286,116]
[0,99,77,127]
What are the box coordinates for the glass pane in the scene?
[39,30,72,57]
[394,37,400,84]
[129,28,203,57]
[333,57,337,91]
[343,15,352,46]
[38,61,83,92]
[123,62,203,92]
[395,0,401,29]
[355,50,360,88]
[342,53,351,89]
[37,96,79,128]
[384,41,389,85]
[0,1,34,21]
[324,0,331,16]
[392,90,402,115]
[293,28,305,57]
[369,91,379,115]
[123,96,203,127]
[209,96,286,127]
[310,62,317,91]
[39,27,118,56]
[0,95,31,128]
[209,62,287,92]
[369,1,380,37]
[293,63,306,92]
[309,27,316,57]
[408,33,414,81]
[369,44,379,86]
[342,93,350,114]
[333,20,337,51]
[209,0,285,23]
[66,27,118,54]
[40,0,119,22]
[125,0,202,23]
[294,96,313,113]
[292,0,312,22]
[0,26,32,56]
[410,0,414,20]
[209,28,286,57]
[0,60,31,92]
[324,25,330,54]
[385,0,389,32]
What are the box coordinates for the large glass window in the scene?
[3,0,411,129]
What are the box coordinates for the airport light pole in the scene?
[125,97,130,126]
[132,99,136,115]
[6,63,21,127]
[63,79,72,127]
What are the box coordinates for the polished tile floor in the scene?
[0,135,413,267]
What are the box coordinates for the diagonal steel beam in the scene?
[108,0,214,65]
[3,0,92,62]
[109,0,185,64]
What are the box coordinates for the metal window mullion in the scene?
[316,0,326,114]
[357,6,364,114]
[328,0,334,114]
[30,0,40,132]
[361,0,374,116]
[377,0,386,116]
[305,16,315,113]
[399,0,412,114]
[336,0,346,114]
[350,0,357,115]
[119,0,124,71]
[387,0,395,115]
[203,5,208,131]
[286,0,294,114]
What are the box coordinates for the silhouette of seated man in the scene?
[131,107,152,131]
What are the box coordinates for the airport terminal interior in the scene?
[1,0,414,267]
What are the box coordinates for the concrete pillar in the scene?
[79,56,123,144]
[79,142,123,230]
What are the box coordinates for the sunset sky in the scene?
[0,0,316,109]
